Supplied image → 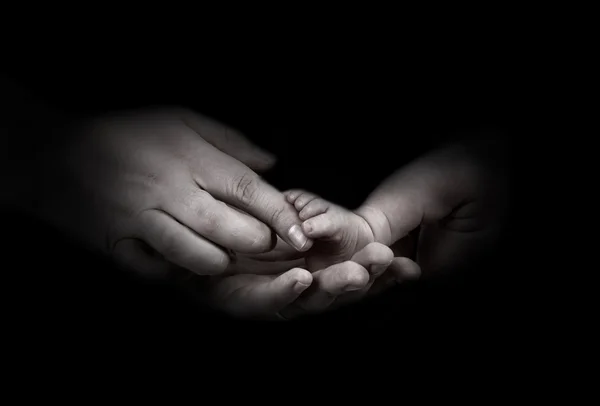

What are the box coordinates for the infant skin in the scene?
[285,189,393,277]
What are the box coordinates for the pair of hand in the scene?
[25,107,508,321]
[28,107,412,320]
[33,107,312,275]
[197,238,421,320]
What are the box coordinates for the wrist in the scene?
[355,205,393,247]
[355,189,425,247]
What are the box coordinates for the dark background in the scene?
[2,48,523,345]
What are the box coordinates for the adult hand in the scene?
[196,240,418,320]
[356,136,510,277]
[31,108,313,277]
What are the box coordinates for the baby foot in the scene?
[285,189,385,272]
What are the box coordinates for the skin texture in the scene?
[2,89,415,321]
[201,136,509,320]
[4,76,508,321]
[284,189,380,271]
[356,136,510,277]
[200,195,422,320]
[28,107,315,278]
[197,240,415,320]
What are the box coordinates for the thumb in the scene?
[182,110,276,172]
[213,269,313,319]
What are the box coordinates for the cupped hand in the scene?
[200,241,419,320]
[33,108,312,277]
[357,136,510,276]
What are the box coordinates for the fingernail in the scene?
[288,224,309,251]
[343,284,363,292]
[293,281,311,294]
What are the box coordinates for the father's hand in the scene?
[34,108,312,277]
[198,242,418,320]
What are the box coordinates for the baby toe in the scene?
[294,192,319,211]
[284,189,304,204]
[299,198,330,220]
[302,212,340,240]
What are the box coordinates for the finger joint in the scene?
[231,172,260,208]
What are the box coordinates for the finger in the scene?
[181,111,276,172]
[299,199,330,221]
[388,256,421,281]
[112,238,179,279]
[136,209,230,276]
[290,261,369,314]
[285,189,318,211]
[316,261,370,294]
[367,256,421,297]
[192,142,313,253]
[283,189,301,201]
[330,243,395,308]
[241,269,313,315]
[351,242,394,277]
[162,182,275,254]
[302,213,340,239]
[212,269,313,319]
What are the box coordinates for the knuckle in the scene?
[180,190,221,235]
[179,188,208,211]
[199,211,220,235]
[230,172,260,207]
